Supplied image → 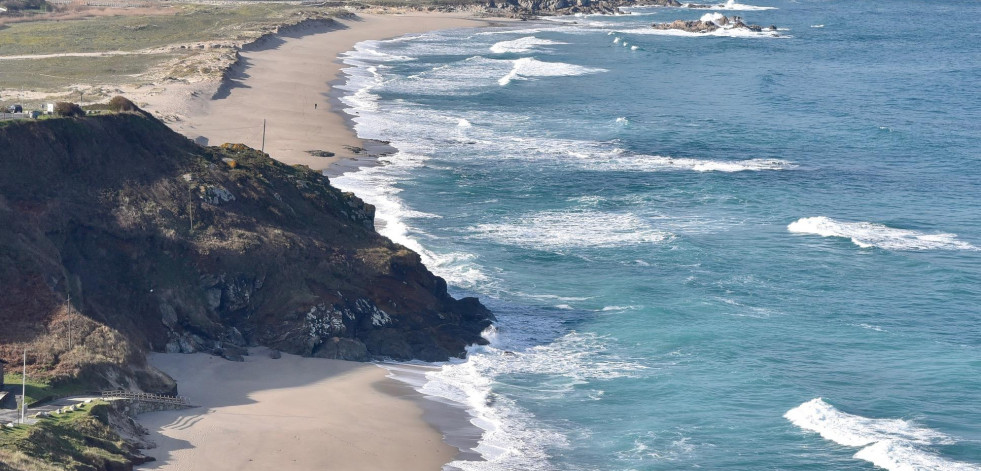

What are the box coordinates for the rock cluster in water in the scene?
[652,14,776,32]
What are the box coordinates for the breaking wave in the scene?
[788,217,977,251]
[593,155,794,172]
[785,398,980,471]
[398,329,647,471]
[490,36,567,54]
[469,210,673,251]
[498,57,607,86]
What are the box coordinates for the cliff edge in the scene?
[0,107,493,393]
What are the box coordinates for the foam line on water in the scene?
[469,210,674,251]
[591,154,794,172]
[688,0,777,10]
[788,217,977,251]
[785,398,980,471]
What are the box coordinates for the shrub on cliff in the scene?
[53,102,85,118]
[108,96,138,113]
[0,0,49,11]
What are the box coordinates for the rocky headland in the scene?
[0,102,494,395]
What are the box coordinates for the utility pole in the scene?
[261,119,266,153]
[188,185,194,233]
[67,293,72,350]
[20,349,26,424]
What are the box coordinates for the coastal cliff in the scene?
[0,105,493,393]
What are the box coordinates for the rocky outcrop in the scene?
[0,105,494,391]
[652,14,776,33]
[482,0,632,16]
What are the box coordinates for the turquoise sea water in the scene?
[332,2,981,469]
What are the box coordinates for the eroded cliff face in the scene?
[0,109,493,392]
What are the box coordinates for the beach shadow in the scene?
[134,350,371,469]
[212,20,353,101]
[243,20,351,53]
[211,57,254,100]
[137,411,196,470]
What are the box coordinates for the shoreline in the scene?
[132,11,513,470]
[136,351,461,470]
[140,12,503,174]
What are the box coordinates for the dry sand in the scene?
[145,12,496,173]
[138,351,457,471]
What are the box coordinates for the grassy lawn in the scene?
[0,400,137,471]
[2,373,91,406]
[0,4,306,55]
[0,53,180,91]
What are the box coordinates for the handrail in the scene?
[100,390,192,406]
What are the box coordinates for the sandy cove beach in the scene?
[144,12,496,173]
[131,12,505,471]
[137,351,457,471]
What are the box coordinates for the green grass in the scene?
[0,400,136,471]
[0,4,310,56]
[0,53,179,91]
[2,374,90,406]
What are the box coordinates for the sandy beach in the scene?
[137,351,457,471]
[144,12,496,173]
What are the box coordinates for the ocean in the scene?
[331,1,981,470]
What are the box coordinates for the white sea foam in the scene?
[341,40,416,62]
[785,398,979,471]
[585,154,795,172]
[811,24,825,28]
[498,57,607,86]
[601,305,639,311]
[787,217,977,251]
[700,12,727,23]
[691,0,777,10]
[490,36,567,54]
[452,132,794,174]
[519,293,593,302]
[858,323,886,332]
[377,55,607,96]
[470,210,673,251]
[385,328,647,471]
